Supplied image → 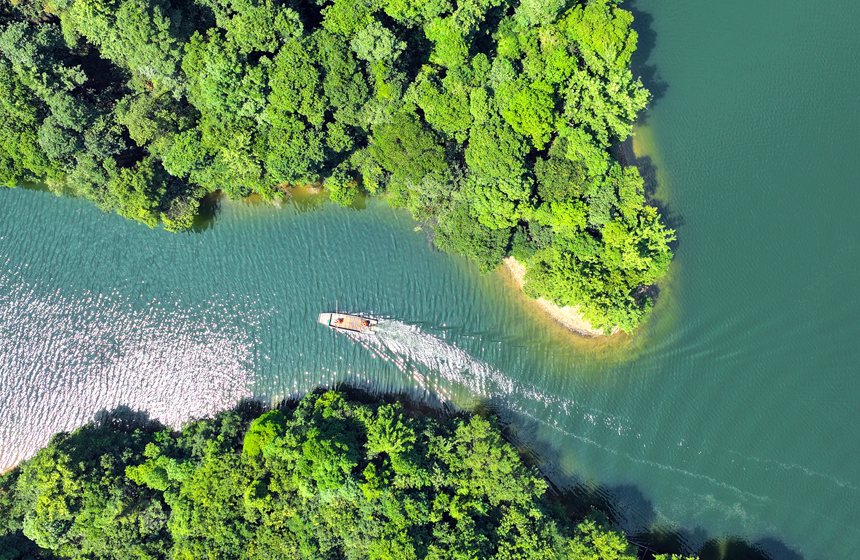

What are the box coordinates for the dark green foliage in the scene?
[0,391,653,560]
[0,467,54,560]
[535,138,589,206]
[4,423,171,559]
[510,222,552,262]
[0,0,672,331]
[370,112,448,186]
[434,202,511,272]
[116,92,197,153]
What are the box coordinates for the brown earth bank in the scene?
[502,257,620,337]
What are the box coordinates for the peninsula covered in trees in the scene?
[0,390,696,560]
[0,0,673,331]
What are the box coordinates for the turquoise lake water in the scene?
[1,0,859,558]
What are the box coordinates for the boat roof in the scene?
[318,313,378,334]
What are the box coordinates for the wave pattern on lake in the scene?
[2,145,860,560]
[351,320,640,450]
[0,275,255,471]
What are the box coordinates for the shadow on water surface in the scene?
[1,389,806,560]
[490,397,807,560]
[611,0,681,253]
[93,404,165,432]
[616,135,684,255]
[623,0,668,124]
[91,399,269,435]
[636,149,684,243]
[277,385,810,560]
[190,190,223,233]
[190,186,353,232]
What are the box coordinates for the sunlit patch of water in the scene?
[0,277,256,471]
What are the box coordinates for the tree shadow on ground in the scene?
[486,396,807,560]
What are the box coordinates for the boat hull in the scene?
[318,313,378,334]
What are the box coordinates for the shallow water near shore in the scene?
[2,0,860,557]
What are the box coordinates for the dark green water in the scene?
[2,1,859,558]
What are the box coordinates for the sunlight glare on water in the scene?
[0,274,256,471]
[3,0,860,550]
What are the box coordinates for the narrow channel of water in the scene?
[2,1,860,558]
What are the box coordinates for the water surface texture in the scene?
[2,0,860,558]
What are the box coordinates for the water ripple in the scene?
[349,320,637,441]
[0,276,256,471]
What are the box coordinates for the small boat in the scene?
[318,312,378,334]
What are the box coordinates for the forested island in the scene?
[0,390,697,560]
[0,0,673,331]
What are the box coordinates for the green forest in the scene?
[0,0,673,331]
[0,390,697,560]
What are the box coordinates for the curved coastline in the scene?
[502,256,616,337]
[502,125,667,339]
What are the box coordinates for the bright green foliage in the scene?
[62,0,188,90]
[106,160,164,228]
[182,29,269,122]
[0,0,671,331]
[243,410,288,456]
[499,81,556,149]
[267,37,325,127]
[0,391,676,560]
[563,513,638,560]
[325,168,360,207]
[162,128,210,179]
[225,2,301,54]
[560,67,649,149]
[412,70,472,142]
[424,17,469,69]
[126,441,195,491]
[514,0,565,27]
[462,116,532,229]
[381,0,448,24]
[351,20,406,63]
[462,175,531,230]
[523,177,675,334]
[260,119,326,185]
[465,117,529,183]
[0,63,61,186]
[562,2,638,73]
[366,404,417,457]
[322,0,374,38]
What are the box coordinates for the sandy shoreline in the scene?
[502,257,613,337]
[497,135,641,338]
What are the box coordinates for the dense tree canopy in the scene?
[0,0,673,331]
[0,390,700,560]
